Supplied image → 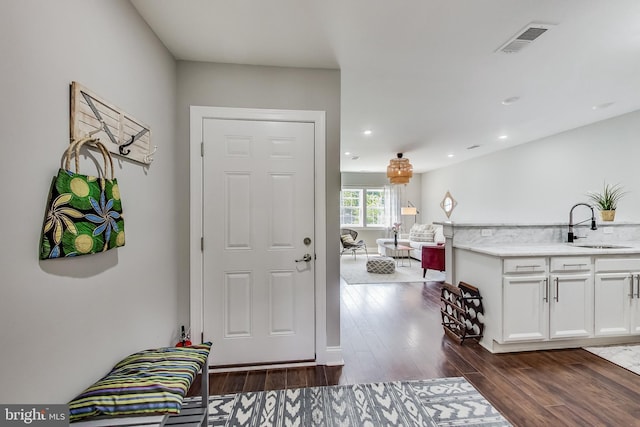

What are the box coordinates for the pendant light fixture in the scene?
[386,153,413,184]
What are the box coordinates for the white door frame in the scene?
[189,106,329,365]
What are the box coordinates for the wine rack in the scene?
[440,281,484,344]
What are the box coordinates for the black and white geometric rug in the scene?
[184,377,511,426]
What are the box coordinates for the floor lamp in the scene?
[401,203,418,230]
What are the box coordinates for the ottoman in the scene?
[366,256,396,274]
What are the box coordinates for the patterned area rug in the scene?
[340,255,445,284]
[584,344,640,375]
[184,377,511,426]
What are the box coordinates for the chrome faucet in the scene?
[568,203,597,243]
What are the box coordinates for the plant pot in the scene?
[600,210,616,221]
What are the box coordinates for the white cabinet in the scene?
[502,256,593,343]
[594,258,640,336]
[548,272,593,339]
[503,273,548,342]
[454,246,640,353]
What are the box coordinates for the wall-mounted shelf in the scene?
[70,81,155,165]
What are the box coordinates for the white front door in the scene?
[201,117,316,366]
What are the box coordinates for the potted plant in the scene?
[587,182,627,221]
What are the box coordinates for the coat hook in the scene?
[119,134,136,156]
[144,145,158,164]
[120,128,149,156]
[87,120,106,137]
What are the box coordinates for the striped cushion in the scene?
[68,342,211,423]
[341,234,355,244]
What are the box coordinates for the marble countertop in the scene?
[454,242,640,257]
[434,221,640,228]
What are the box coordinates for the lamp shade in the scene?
[387,153,413,184]
[401,207,417,216]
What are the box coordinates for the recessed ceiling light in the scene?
[447,154,454,158]
[498,135,508,140]
[363,130,372,135]
[344,151,351,156]
[592,102,614,110]
[501,96,520,105]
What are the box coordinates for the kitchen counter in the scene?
[451,241,640,354]
[454,242,640,257]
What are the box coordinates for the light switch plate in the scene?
[481,229,493,237]
[603,227,613,234]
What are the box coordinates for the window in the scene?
[340,188,386,228]
[340,189,362,227]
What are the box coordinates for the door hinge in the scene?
[201,332,204,343]
[201,142,204,157]
[201,237,204,251]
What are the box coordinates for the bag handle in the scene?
[65,137,115,180]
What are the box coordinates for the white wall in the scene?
[422,110,640,224]
[175,62,341,347]
[0,1,178,403]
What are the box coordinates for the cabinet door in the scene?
[503,276,548,342]
[630,274,640,334]
[594,273,632,336]
[549,273,593,339]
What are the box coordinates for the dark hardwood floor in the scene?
[189,277,640,426]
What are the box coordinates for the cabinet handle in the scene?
[543,278,549,302]
[629,275,635,299]
[554,277,559,302]
[636,275,640,299]
[516,265,540,269]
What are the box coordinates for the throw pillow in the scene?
[410,224,435,242]
[341,234,355,244]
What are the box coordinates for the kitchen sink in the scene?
[568,244,632,249]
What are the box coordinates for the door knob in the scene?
[295,253,312,262]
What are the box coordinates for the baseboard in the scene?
[210,361,317,373]
[320,346,344,366]
[483,335,640,354]
[209,346,344,372]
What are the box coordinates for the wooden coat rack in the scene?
[70,81,155,165]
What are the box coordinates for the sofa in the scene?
[376,223,445,261]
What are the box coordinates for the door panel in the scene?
[202,118,315,366]
[224,272,252,337]
[225,173,251,249]
[269,271,295,334]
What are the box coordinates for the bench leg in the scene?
[200,363,209,426]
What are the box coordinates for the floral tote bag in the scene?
[39,137,125,259]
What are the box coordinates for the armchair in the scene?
[422,244,445,278]
[340,228,368,260]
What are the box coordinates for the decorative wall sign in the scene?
[70,81,155,165]
[440,190,457,218]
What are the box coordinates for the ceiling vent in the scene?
[496,23,555,54]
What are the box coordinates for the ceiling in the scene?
[131,0,640,173]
